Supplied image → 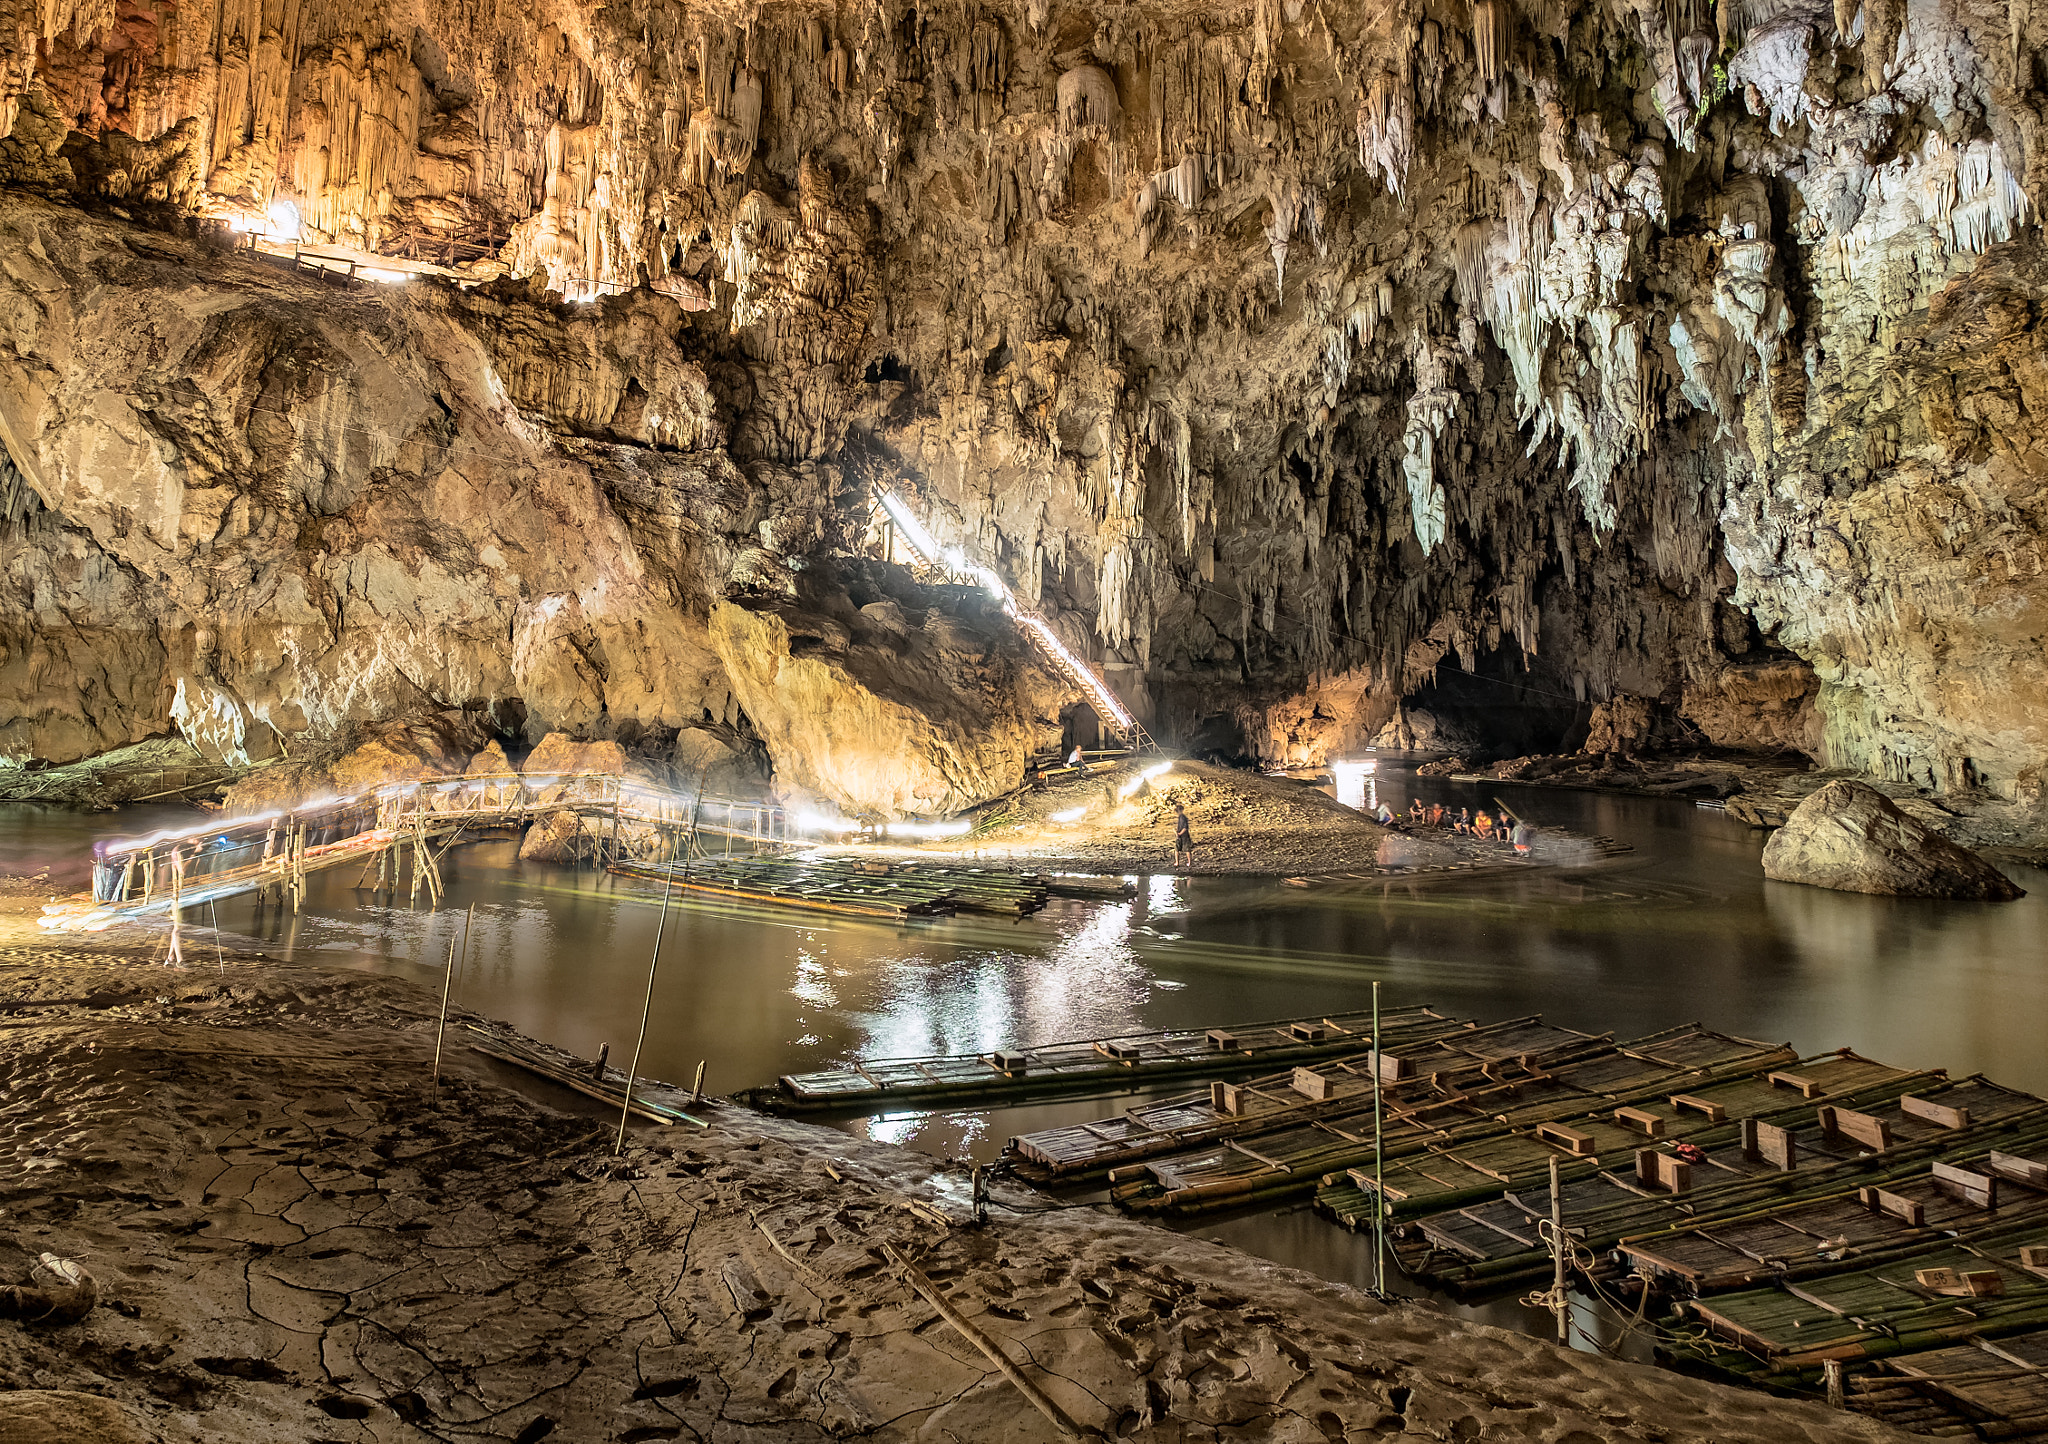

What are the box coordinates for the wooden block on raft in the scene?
[1768,1070,1827,1099]
[1367,1049,1410,1082]
[1743,1119,1798,1171]
[1919,1267,2006,1297]
[2020,1246,2048,1269]
[1292,1068,1335,1102]
[1206,1029,1240,1051]
[1990,1152,2048,1187]
[1210,1081,1246,1116]
[1860,1186,1925,1227]
[1614,1106,1666,1137]
[1537,1122,1597,1156]
[1289,1023,1327,1043]
[1932,1162,2001,1210]
[989,1051,1029,1076]
[1094,1040,1141,1063]
[1669,1093,1727,1122]
[1963,1270,2006,1297]
[1901,1094,1971,1129]
[1636,1149,1692,1194]
[1819,1105,1893,1151]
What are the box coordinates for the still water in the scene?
[7,763,2045,1347]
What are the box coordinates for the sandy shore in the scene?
[0,877,1910,1444]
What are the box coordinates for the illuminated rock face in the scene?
[1,0,2045,804]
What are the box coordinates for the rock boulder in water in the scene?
[1761,780,2023,900]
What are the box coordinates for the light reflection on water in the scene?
[7,766,2047,1331]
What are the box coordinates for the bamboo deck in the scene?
[1100,1025,1796,1217]
[1334,1077,2048,1295]
[1850,1330,2048,1440]
[761,1006,1460,1114]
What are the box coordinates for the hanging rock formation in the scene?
[0,0,2043,816]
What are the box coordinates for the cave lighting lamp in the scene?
[796,810,857,833]
[1116,761,1173,800]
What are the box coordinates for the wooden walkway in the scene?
[41,771,788,932]
[612,855,1056,920]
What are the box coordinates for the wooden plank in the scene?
[1861,1186,1926,1227]
[1769,1070,1827,1099]
[1901,1094,1971,1129]
[1932,1161,2001,1210]
[1292,1068,1335,1101]
[1743,1118,1798,1171]
[1536,1122,1597,1156]
[1991,1152,2048,1187]
[1670,1092,1728,1122]
[1636,1149,1692,1194]
[1614,1105,1666,1137]
[1820,1105,1893,1151]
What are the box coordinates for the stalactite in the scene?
[1473,0,1507,88]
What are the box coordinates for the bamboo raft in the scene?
[760,1006,1461,1114]
[1009,1013,1617,1184]
[1341,1076,2048,1294]
[1100,1025,1796,1217]
[1848,1330,2048,1440]
[614,855,1061,919]
[467,1025,711,1127]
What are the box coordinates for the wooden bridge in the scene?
[40,771,790,933]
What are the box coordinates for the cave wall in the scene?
[0,0,2044,800]
[0,200,1059,813]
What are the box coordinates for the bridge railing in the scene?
[85,772,790,906]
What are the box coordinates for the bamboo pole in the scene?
[881,1242,1097,1442]
[1549,1155,1568,1344]
[1372,978,1385,1298]
[210,900,226,977]
[432,932,459,1083]
[614,860,679,1154]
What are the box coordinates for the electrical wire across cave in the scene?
[871,484,1152,750]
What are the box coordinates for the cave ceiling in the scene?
[1,0,2045,807]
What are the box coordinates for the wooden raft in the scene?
[761,1006,1457,1114]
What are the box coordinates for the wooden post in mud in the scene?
[1548,1156,1568,1343]
[1371,979,1386,1298]
[210,900,226,977]
[690,1060,706,1107]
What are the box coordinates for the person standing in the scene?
[1173,801,1195,867]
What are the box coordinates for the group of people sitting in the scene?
[1374,798,1535,854]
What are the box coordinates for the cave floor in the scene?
[0,878,1910,1444]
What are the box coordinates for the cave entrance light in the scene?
[872,485,1150,749]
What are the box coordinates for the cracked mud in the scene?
[1,891,1903,1442]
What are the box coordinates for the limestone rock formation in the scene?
[0,0,2046,823]
[1761,780,2026,900]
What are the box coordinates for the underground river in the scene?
[8,759,2044,1350]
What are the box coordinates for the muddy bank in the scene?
[0,886,1902,1444]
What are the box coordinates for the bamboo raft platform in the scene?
[1100,1025,1796,1218]
[1848,1330,2048,1440]
[467,1025,712,1127]
[1340,1076,2048,1295]
[759,1006,1462,1114]
[613,854,1057,919]
[1009,1013,1618,1184]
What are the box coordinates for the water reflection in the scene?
[9,767,2046,1158]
